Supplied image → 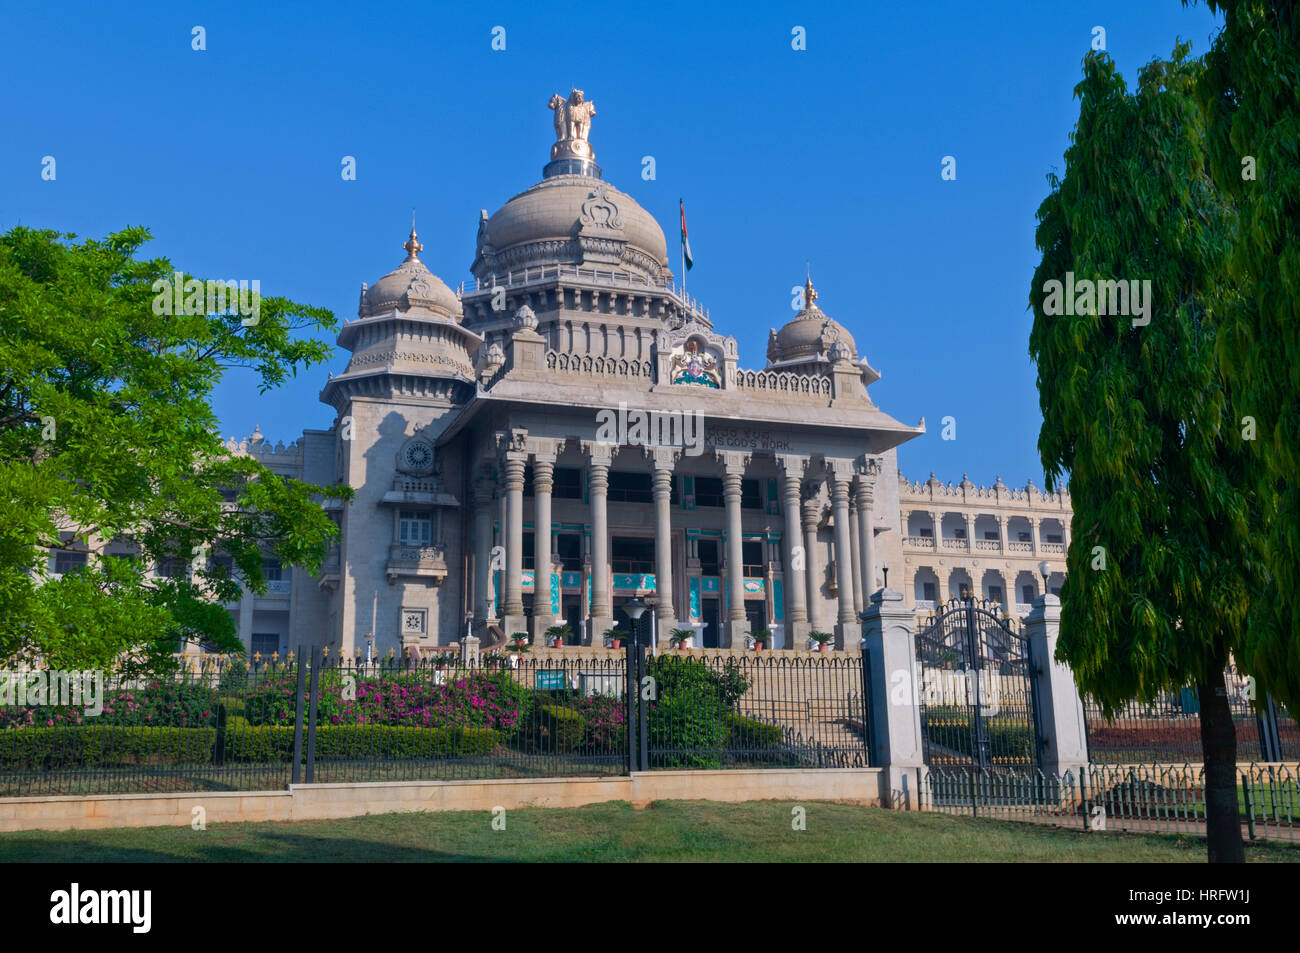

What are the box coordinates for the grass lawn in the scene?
[2,800,1297,862]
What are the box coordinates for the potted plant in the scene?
[746,629,767,651]
[506,632,530,654]
[545,623,572,649]
[669,628,694,650]
[809,631,834,653]
[604,626,628,649]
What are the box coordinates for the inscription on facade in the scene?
[703,427,792,451]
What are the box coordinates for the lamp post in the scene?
[1037,560,1051,598]
[623,596,649,653]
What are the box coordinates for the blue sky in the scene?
[0,1,1223,489]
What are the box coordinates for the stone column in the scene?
[848,498,864,618]
[502,447,527,636]
[1025,594,1088,779]
[861,588,926,808]
[472,467,495,632]
[1063,520,1071,553]
[720,452,749,648]
[1004,571,1018,617]
[855,459,880,601]
[530,454,557,640]
[1031,516,1042,558]
[998,514,1009,553]
[650,449,678,645]
[829,466,858,650]
[801,487,823,637]
[930,509,942,550]
[584,442,615,645]
[964,514,976,553]
[778,457,810,649]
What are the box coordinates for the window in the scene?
[699,539,720,576]
[611,537,655,574]
[988,586,1003,602]
[212,554,234,576]
[250,633,279,657]
[262,559,283,581]
[522,532,535,571]
[554,467,582,499]
[922,581,937,602]
[694,477,724,508]
[742,541,763,576]
[953,528,967,540]
[918,527,933,538]
[399,510,432,547]
[53,550,87,575]
[740,479,762,510]
[1018,532,1032,542]
[984,531,999,540]
[556,533,581,572]
[1021,585,1035,604]
[607,472,652,504]
[158,558,188,579]
[1046,534,1063,544]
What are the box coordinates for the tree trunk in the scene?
[1198,666,1245,863]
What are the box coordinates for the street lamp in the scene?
[623,596,648,649]
[1038,560,1051,597]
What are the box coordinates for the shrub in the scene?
[224,717,499,761]
[649,692,728,767]
[521,705,587,753]
[726,714,783,748]
[0,725,217,768]
[647,655,748,709]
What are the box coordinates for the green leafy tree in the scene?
[0,226,353,671]
[1029,47,1256,862]
[1189,0,1300,712]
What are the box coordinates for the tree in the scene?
[1189,0,1300,713]
[1029,47,1257,862]
[0,226,352,672]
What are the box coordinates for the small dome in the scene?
[472,175,669,279]
[768,276,858,365]
[361,229,462,319]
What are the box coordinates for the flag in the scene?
[679,199,693,271]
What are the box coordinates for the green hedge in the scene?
[0,726,217,768]
[522,705,587,754]
[726,714,783,748]
[224,718,500,762]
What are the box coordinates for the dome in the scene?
[768,276,858,365]
[472,175,669,279]
[360,229,462,319]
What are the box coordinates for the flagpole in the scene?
[681,199,687,306]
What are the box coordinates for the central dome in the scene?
[472,175,669,280]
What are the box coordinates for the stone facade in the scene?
[42,94,1071,657]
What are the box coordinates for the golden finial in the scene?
[403,227,423,262]
[803,266,818,310]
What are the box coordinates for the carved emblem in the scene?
[580,183,623,229]
[670,339,720,388]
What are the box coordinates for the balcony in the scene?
[903,536,936,549]
[975,539,1002,552]
[941,538,968,550]
[265,579,292,596]
[1041,541,1065,553]
[1008,541,1033,553]
[386,544,448,585]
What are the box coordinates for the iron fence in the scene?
[631,648,869,770]
[0,655,300,797]
[924,762,1299,844]
[1081,664,1293,764]
[0,646,871,796]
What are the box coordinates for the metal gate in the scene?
[915,596,1042,774]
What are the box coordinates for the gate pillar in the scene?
[861,588,925,809]
[1024,594,1088,779]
